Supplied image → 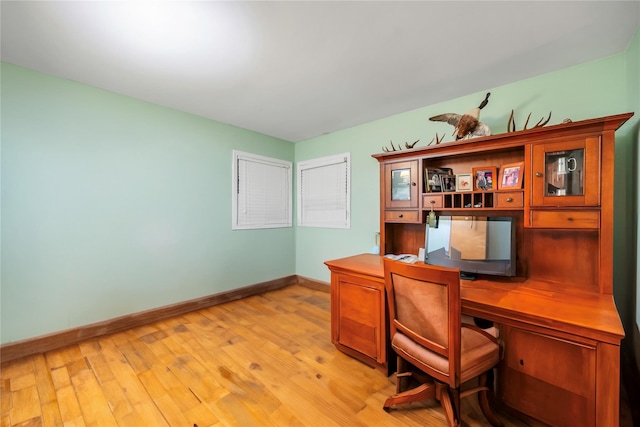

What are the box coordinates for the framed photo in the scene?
[456,173,473,191]
[425,169,441,192]
[424,167,452,192]
[472,166,497,191]
[440,174,456,192]
[498,162,524,190]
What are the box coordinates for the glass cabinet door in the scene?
[544,149,584,197]
[384,160,418,208]
[391,168,412,201]
[531,137,600,207]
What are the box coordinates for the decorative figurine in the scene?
[429,92,491,140]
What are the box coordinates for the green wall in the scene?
[1,63,295,343]
[613,27,640,340]
[2,27,638,344]
[628,27,640,352]
[295,53,633,278]
[295,33,639,333]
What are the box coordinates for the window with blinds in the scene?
[297,153,350,228]
[232,150,292,230]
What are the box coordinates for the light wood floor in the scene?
[0,285,536,426]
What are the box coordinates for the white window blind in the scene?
[232,150,292,230]
[297,153,350,228]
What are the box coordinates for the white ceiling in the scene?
[1,1,639,142]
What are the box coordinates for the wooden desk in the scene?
[326,253,625,427]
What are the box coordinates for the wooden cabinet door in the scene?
[499,326,596,427]
[531,137,600,207]
[335,274,385,363]
[384,160,419,209]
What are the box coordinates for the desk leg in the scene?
[596,342,620,426]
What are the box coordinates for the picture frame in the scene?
[498,162,524,190]
[440,174,456,192]
[456,173,473,192]
[472,166,497,191]
[425,167,452,192]
[425,169,441,192]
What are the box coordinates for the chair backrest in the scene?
[383,258,461,387]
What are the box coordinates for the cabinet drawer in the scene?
[530,210,599,229]
[423,194,443,209]
[384,210,420,223]
[500,327,596,427]
[495,192,523,208]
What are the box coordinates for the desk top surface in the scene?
[325,253,625,344]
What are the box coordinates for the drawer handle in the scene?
[567,217,574,221]
[430,200,435,204]
[535,172,543,177]
[520,359,524,366]
[398,214,403,218]
[506,197,513,203]
[412,182,417,187]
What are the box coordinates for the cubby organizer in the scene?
[423,190,524,210]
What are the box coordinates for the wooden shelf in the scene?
[423,190,523,210]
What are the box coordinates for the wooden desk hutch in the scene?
[325,113,633,427]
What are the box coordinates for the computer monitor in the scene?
[424,215,516,279]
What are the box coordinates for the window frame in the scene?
[232,150,292,230]
[297,152,351,229]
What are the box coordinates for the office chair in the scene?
[383,258,503,427]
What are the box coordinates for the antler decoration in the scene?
[405,139,419,149]
[427,133,445,146]
[382,140,419,152]
[382,140,399,152]
[507,110,552,132]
